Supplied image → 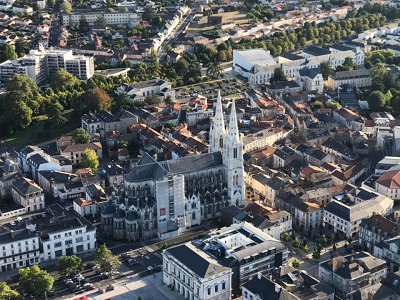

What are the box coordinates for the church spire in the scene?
[227,99,239,143]
[209,90,226,153]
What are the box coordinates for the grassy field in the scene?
[5,110,78,147]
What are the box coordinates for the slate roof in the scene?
[303,45,331,56]
[13,177,42,196]
[242,274,299,300]
[165,243,228,278]
[299,67,321,79]
[0,229,37,244]
[159,152,223,175]
[330,44,354,52]
[39,170,78,183]
[28,153,49,165]
[267,80,300,90]
[322,138,354,158]
[125,162,168,182]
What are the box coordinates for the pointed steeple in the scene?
[227,99,239,143]
[214,90,225,134]
[209,90,226,153]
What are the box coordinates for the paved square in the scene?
[65,272,185,300]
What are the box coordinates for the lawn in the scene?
[5,110,78,147]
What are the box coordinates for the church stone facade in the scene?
[101,91,245,240]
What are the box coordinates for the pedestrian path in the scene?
[108,244,126,250]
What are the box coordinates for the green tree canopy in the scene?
[61,1,72,14]
[319,61,332,80]
[95,244,121,273]
[82,149,99,172]
[58,255,83,277]
[270,67,287,83]
[5,45,18,60]
[144,95,161,105]
[72,128,90,144]
[2,92,33,129]
[292,259,300,269]
[368,90,387,111]
[50,70,81,91]
[7,75,44,114]
[19,265,54,296]
[0,282,19,300]
[86,87,112,112]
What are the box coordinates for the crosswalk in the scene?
[108,244,126,250]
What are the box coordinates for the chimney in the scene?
[275,284,281,293]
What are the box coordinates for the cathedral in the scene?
[101,91,245,240]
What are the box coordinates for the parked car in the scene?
[106,284,114,291]
[100,272,110,279]
[128,259,138,266]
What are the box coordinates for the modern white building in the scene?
[0,48,94,84]
[62,11,139,27]
[12,177,45,213]
[0,229,40,272]
[163,242,232,300]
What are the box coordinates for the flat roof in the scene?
[234,49,275,66]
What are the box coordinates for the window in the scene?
[55,242,62,248]
[215,285,218,293]
[65,240,72,245]
[207,287,211,295]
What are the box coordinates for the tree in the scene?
[58,255,83,277]
[303,244,309,253]
[79,16,90,33]
[312,250,321,260]
[86,87,112,111]
[19,265,54,296]
[282,232,291,242]
[7,75,44,114]
[95,244,121,273]
[367,90,387,111]
[5,45,18,60]
[293,238,301,248]
[292,259,300,269]
[175,59,189,77]
[50,70,80,91]
[0,282,19,300]
[61,1,72,14]
[82,149,99,172]
[326,101,342,109]
[144,95,161,105]
[270,67,287,83]
[342,57,356,71]
[319,61,332,80]
[72,128,90,144]
[142,7,155,22]
[207,62,223,78]
[2,93,33,129]
[47,102,64,119]
[47,0,56,8]
[95,16,106,26]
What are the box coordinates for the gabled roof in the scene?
[376,170,400,189]
[13,177,42,196]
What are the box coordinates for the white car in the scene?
[10,221,16,226]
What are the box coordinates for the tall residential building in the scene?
[0,49,94,84]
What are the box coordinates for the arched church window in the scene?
[192,212,196,220]
[234,147,238,159]
[220,137,223,148]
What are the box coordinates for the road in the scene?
[157,3,200,63]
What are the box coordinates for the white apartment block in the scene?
[62,11,139,27]
[0,49,94,84]
[39,214,97,261]
[0,229,40,272]
[12,177,45,213]
[163,242,232,300]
